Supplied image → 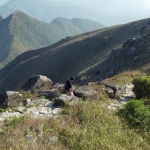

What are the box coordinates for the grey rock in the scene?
[0,91,22,108]
[46,136,58,145]
[26,99,49,107]
[0,130,3,133]
[1,112,21,119]
[100,81,118,98]
[53,94,73,107]
[22,75,53,91]
[37,124,44,134]
[52,83,64,94]
[0,117,4,123]
[138,42,144,46]
[74,86,97,99]
[36,89,59,99]
[23,99,31,106]
[127,47,136,56]
[26,135,37,144]
[15,107,26,113]
[134,55,142,61]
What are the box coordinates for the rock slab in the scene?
[74,86,97,99]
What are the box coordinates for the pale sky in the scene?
[0,0,150,8]
[142,0,150,8]
[0,0,9,6]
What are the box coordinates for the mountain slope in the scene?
[0,17,150,92]
[0,11,104,68]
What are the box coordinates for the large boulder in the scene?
[53,94,78,107]
[74,86,97,99]
[22,75,53,91]
[0,91,22,108]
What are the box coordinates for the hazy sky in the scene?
[0,0,150,8]
[0,0,9,6]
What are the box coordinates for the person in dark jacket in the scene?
[64,77,75,96]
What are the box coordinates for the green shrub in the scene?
[9,116,24,128]
[0,108,5,113]
[132,76,150,99]
[40,96,46,99]
[117,100,150,130]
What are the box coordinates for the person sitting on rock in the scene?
[64,77,75,96]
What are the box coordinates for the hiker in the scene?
[64,77,75,96]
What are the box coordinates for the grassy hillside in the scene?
[0,17,150,92]
[0,11,104,68]
[0,84,150,149]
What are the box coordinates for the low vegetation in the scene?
[132,75,150,99]
[118,75,150,132]
[0,83,150,150]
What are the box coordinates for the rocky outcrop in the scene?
[0,91,22,108]
[74,86,97,99]
[101,81,118,98]
[107,83,135,110]
[22,75,53,91]
[35,83,65,99]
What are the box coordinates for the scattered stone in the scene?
[0,91,22,108]
[15,107,26,113]
[1,112,21,119]
[127,47,136,56]
[23,99,31,106]
[0,123,4,126]
[26,99,49,107]
[26,135,37,144]
[38,124,44,134]
[134,55,142,62]
[0,130,3,133]
[108,103,120,110]
[46,136,58,145]
[138,42,144,46]
[0,117,4,123]
[45,101,54,108]
[22,75,53,92]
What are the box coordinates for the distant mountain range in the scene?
[0,11,104,68]
[0,0,150,26]
[0,17,150,92]
[0,0,107,24]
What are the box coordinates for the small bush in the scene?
[132,76,150,99]
[0,108,5,113]
[40,95,46,99]
[9,116,24,128]
[117,100,150,130]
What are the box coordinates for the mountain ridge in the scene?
[0,17,150,92]
[0,11,104,68]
